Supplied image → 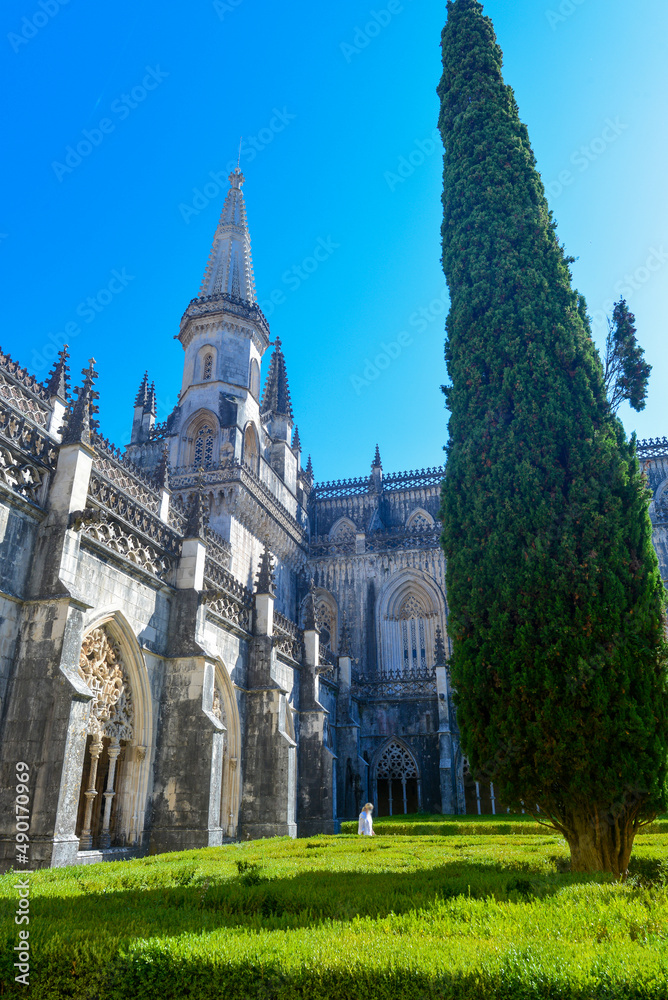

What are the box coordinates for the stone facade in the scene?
[0,171,666,869]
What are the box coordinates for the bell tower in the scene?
[173,168,270,470]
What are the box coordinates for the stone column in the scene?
[297,584,336,837]
[149,489,227,855]
[98,739,121,849]
[239,547,298,840]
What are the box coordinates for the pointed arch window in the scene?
[203,354,214,381]
[399,594,428,674]
[374,740,420,816]
[194,424,215,468]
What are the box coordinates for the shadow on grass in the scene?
[0,857,616,941]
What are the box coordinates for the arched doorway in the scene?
[373,740,420,816]
[75,622,151,850]
[210,661,241,840]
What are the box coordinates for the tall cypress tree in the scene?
[438,0,668,875]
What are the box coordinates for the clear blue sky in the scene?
[1,0,666,482]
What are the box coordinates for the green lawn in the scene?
[2,833,668,998]
[340,812,668,836]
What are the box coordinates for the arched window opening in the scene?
[375,740,419,816]
[249,358,260,399]
[76,627,134,850]
[194,424,215,468]
[203,353,214,381]
[243,424,259,474]
[315,593,337,652]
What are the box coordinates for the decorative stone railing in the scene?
[0,398,58,508]
[313,465,445,501]
[203,555,253,634]
[0,359,51,429]
[273,611,304,664]
[637,437,668,459]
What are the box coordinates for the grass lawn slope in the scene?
[2,833,668,998]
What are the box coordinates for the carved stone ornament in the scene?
[78,627,134,742]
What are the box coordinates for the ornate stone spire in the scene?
[61,359,99,447]
[302,578,320,632]
[261,338,294,419]
[434,625,447,666]
[292,425,301,454]
[372,444,382,468]
[254,545,276,596]
[134,372,149,408]
[44,345,70,400]
[184,473,209,539]
[305,455,314,480]
[199,168,257,303]
[146,382,157,418]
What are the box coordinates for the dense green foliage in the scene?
[2,836,668,998]
[340,814,668,836]
[604,298,652,413]
[437,0,668,870]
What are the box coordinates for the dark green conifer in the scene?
[438,0,668,874]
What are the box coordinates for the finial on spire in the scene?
[61,359,100,447]
[134,372,149,407]
[237,137,242,169]
[305,454,314,480]
[254,545,276,597]
[145,381,157,417]
[302,578,320,632]
[261,339,294,419]
[434,625,447,666]
[44,344,70,400]
[292,426,301,454]
[229,168,245,190]
[372,444,382,468]
[184,471,209,539]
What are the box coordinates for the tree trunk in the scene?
[561,807,640,878]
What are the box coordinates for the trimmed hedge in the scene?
[1,834,667,999]
[339,814,668,837]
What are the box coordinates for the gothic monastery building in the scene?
[0,170,666,868]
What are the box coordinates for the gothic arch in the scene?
[376,569,446,678]
[242,422,260,474]
[75,610,153,850]
[203,658,241,840]
[372,738,421,816]
[182,409,219,469]
[406,507,435,530]
[329,517,356,554]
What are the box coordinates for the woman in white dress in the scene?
[358,802,375,836]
